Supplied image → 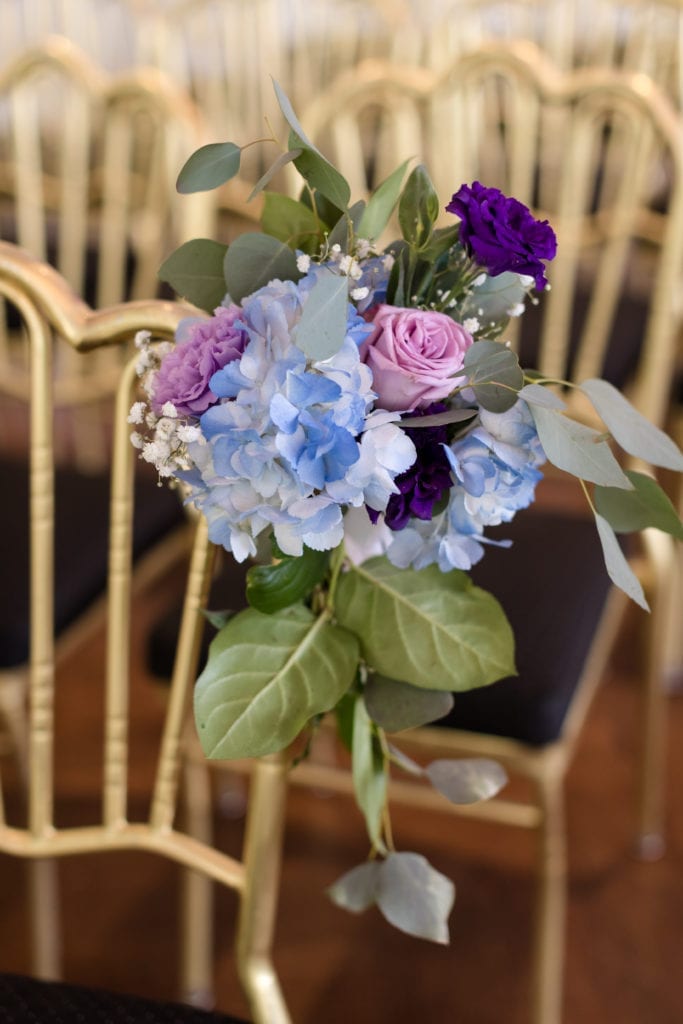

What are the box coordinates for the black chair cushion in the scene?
[0,973,248,1023]
[0,459,187,669]
[440,510,616,745]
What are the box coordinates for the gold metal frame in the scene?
[0,242,291,1024]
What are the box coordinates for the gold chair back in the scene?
[0,242,291,1024]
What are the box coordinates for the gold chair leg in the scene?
[532,771,566,1024]
[29,858,61,980]
[236,753,291,1024]
[181,752,215,1009]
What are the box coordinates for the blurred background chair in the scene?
[0,241,291,1024]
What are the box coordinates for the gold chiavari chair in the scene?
[273,43,682,1024]
[0,241,291,1024]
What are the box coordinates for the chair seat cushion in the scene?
[0,459,187,669]
[0,973,248,1023]
[439,509,617,745]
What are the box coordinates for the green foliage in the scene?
[245,546,330,613]
[398,164,439,249]
[293,269,350,359]
[327,200,366,253]
[593,513,649,611]
[223,232,300,303]
[158,239,228,312]
[261,193,321,252]
[358,159,412,242]
[352,697,387,851]
[363,675,454,732]
[425,758,508,805]
[194,605,359,759]
[460,271,527,337]
[530,405,633,488]
[248,148,303,200]
[518,382,567,410]
[594,470,683,538]
[580,379,683,471]
[292,146,351,212]
[176,142,241,194]
[463,340,524,412]
[335,558,516,692]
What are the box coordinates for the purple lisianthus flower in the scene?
[446,181,557,290]
[152,304,248,417]
[368,403,453,530]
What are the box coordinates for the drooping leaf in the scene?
[398,164,439,248]
[518,383,567,410]
[594,470,683,538]
[358,159,412,241]
[248,148,303,200]
[364,675,454,732]
[176,142,241,194]
[292,145,351,213]
[294,269,349,359]
[194,605,359,759]
[580,379,683,472]
[223,232,300,303]
[463,340,524,412]
[530,405,633,488]
[335,558,516,692]
[352,697,387,851]
[327,200,366,252]
[261,192,321,250]
[158,239,228,311]
[426,758,508,805]
[327,861,381,913]
[246,547,330,614]
[375,852,455,944]
[594,513,649,610]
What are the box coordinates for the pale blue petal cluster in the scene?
[386,398,545,572]
[181,273,416,561]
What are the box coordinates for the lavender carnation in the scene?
[447,181,557,290]
[152,305,247,417]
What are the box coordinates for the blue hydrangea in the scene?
[180,273,416,560]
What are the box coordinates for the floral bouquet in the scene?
[130,83,683,943]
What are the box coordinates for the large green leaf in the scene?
[292,145,351,213]
[364,675,454,732]
[460,271,527,329]
[580,379,683,472]
[594,513,649,611]
[530,404,633,488]
[594,469,683,538]
[352,697,387,851]
[463,340,524,412]
[176,142,241,194]
[223,232,300,303]
[158,239,228,312]
[398,164,439,248]
[246,547,330,613]
[194,605,359,759]
[293,269,349,359]
[261,192,321,250]
[358,159,412,242]
[335,559,515,691]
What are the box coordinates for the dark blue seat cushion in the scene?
[0,973,248,1023]
[0,459,187,669]
[440,510,616,745]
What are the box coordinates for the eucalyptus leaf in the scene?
[518,383,567,410]
[335,558,516,692]
[327,861,381,913]
[352,697,387,851]
[202,609,236,631]
[463,340,524,412]
[176,142,241,194]
[594,513,649,610]
[426,758,508,805]
[364,675,454,732]
[580,379,683,471]
[294,269,349,359]
[246,547,330,613]
[400,408,477,429]
[158,239,228,312]
[272,78,322,155]
[327,200,366,252]
[460,271,527,327]
[594,470,683,538]
[223,233,300,303]
[194,605,359,759]
[358,159,412,241]
[293,146,351,213]
[376,852,455,944]
[398,164,439,248]
[248,148,303,200]
[530,405,633,488]
[261,192,320,249]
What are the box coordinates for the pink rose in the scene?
[361,305,473,411]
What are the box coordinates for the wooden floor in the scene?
[1,562,682,1024]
